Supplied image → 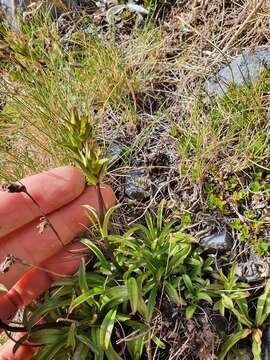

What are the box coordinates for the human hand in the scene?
[0,167,115,359]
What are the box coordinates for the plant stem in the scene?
[97,183,124,274]
[18,181,65,248]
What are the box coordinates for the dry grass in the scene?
[1,1,270,181]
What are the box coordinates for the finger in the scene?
[0,166,86,238]
[0,184,115,289]
[0,242,88,320]
[0,333,37,360]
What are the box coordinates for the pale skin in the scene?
[0,166,115,359]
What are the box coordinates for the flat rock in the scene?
[205,48,270,96]
[125,168,150,201]
[106,143,124,166]
[236,252,270,283]
[200,231,232,252]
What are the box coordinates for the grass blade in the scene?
[127,277,139,315]
[218,329,252,360]
[100,308,117,350]
[81,238,110,271]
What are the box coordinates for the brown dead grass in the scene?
[1,0,270,181]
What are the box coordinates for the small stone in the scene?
[125,168,150,201]
[200,231,232,252]
[106,143,124,165]
[205,48,270,96]
[236,252,270,283]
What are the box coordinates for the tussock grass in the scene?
[0,13,166,179]
[1,0,270,181]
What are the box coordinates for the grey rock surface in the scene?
[236,252,270,283]
[205,48,270,96]
[106,143,124,166]
[200,231,232,252]
[125,168,150,201]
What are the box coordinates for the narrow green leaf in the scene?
[156,199,165,234]
[152,336,166,349]
[79,259,89,294]
[221,294,234,310]
[196,291,213,304]
[72,342,89,360]
[137,296,148,319]
[28,299,70,330]
[105,342,123,360]
[76,334,99,354]
[83,205,101,229]
[102,204,121,238]
[252,329,263,360]
[218,329,252,360]
[165,282,186,306]
[66,323,76,351]
[127,277,139,314]
[28,329,68,345]
[259,297,270,325]
[70,289,101,311]
[256,280,270,326]
[127,335,146,360]
[146,285,158,322]
[100,308,117,350]
[116,313,130,322]
[90,327,103,353]
[105,286,128,300]
[236,298,249,320]
[32,341,65,360]
[81,238,110,270]
[231,308,252,328]
[85,273,106,286]
[182,274,193,293]
[185,304,197,319]
[145,211,155,240]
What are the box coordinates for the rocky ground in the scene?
[1,1,270,359]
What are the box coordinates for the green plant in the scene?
[63,109,108,185]
[210,264,250,325]
[218,280,270,360]
[15,201,217,359]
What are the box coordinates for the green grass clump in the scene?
[0,13,163,180]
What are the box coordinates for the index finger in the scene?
[0,167,85,238]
